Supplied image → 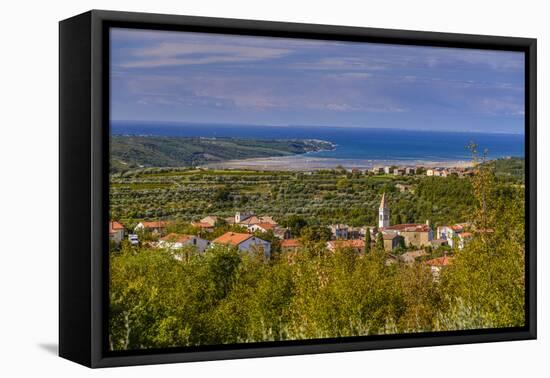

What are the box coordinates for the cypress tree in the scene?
[364,228,371,253]
[376,232,385,253]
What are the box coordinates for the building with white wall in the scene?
[157,233,211,253]
[212,232,271,258]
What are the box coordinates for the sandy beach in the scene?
[202,155,474,171]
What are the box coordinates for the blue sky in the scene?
[110,28,525,134]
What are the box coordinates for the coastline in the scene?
[201,155,474,171]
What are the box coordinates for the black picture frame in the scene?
[59,9,537,368]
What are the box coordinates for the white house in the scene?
[157,233,211,253]
[234,211,254,224]
[405,167,416,175]
[436,225,455,241]
[424,255,453,280]
[224,212,279,228]
[436,223,471,249]
[134,220,170,234]
[246,222,290,239]
[109,221,125,244]
[212,232,271,258]
[457,232,473,250]
[247,222,276,233]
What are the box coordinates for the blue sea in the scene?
[112,121,524,162]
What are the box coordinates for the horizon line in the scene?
[111,119,525,136]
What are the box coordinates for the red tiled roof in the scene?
[109,221,124,234]
[238,215,261,225]
[256,223,276,230]
[259,216,277,225]
[385,223,430,232]
[425,256,454,267]
[159,233,193,243]
[140,221,170,229]
[212,232,253,246]
[459,232,473,238]
[281,239,301,248]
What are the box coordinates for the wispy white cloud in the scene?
[423,49,524,72]
[476,97,525,116]
[291,56,388,71]
[324,72,372,80]
[118,42,292,68]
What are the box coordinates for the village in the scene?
[109,192,476,277]
[368,164,474,178]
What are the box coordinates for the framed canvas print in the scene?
[59,10,536,368]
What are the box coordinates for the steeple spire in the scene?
[379,192,387,210]
[378,192,390,228]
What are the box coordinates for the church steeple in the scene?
[379,192,387,210]
[379,192,390,228]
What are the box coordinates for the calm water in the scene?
[112,121,524,161]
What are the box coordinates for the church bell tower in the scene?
[379,192,390,228]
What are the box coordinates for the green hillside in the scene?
[481,157,524,182]
[110,136,334,172]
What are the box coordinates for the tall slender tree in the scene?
[364,228,371,253]
[375,232,385,253]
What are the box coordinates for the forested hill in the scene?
[482,156,524,182]
[110,136,334,172]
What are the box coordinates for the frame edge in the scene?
[75,9,537,368]
[59,11,94,368]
